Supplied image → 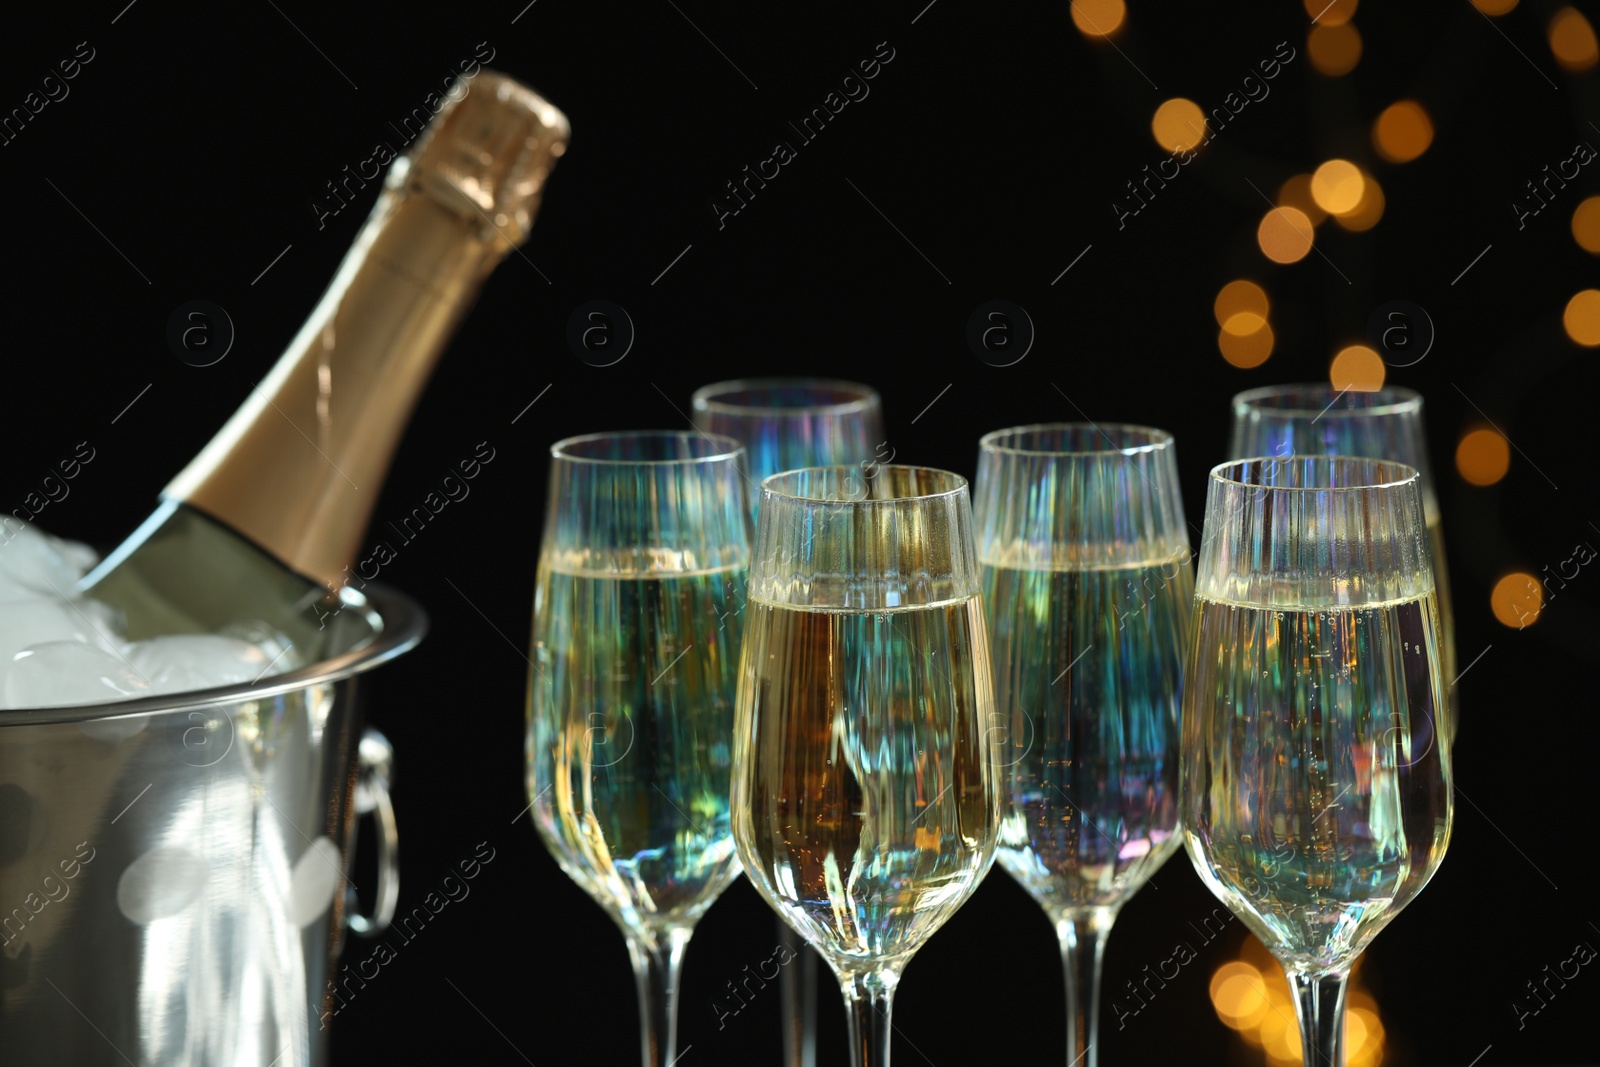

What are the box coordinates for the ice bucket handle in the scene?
[346,728,399,936]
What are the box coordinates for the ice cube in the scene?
[125,634,272,695]
[0,598,122,699]
[48,534,101,581]
[5,640,151,709]
[0,521,81,600]
[219,621,304,675]
[1,521,300,711]
[79,596,127,640]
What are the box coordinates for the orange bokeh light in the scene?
[1152,98,1207,152]
[1279,174,1329,226]
[1330,345,1385,391]
[1373,100,1434,163]
[1309,23,1363,76]
[1306,0,1358,26]
[1334,171,1385,232]
[1071,0,1127,38]
[1456,428,1511,486]
[1258,207,1315,264]
[1564,289,1600,346]
[1549,7,1599,71]
[1219,323,1275,368]
[1491,573,1542,628]
[1312,160,1365,215]
[1215,280,1270,327]
[1572,197,1600,254]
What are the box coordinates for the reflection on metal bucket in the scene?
[0,585,425,1066]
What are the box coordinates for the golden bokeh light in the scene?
[1345,1011,1370,1059]
[1564,289,1600,346]
[1263,1020,1300,1064]
[1224,311,1268,335]
[1549,7,1599,71]
[1373,100,1434,163]
[1214,279,1270,327]
[1211,962,1271,1031]
[1279,174,1328,226]
[1573,197,1600,253]
[1491,572,1542,628]
[1334,171,1385,232]
[1219,323,1275,368]
[1471,0,1518,13]
[1305,0,1357,26]
[1071,0,1127,37]
[1456,428,1511,486]
[1258,207,1315,264]
[1262,1015,1299,1061]
[1311,160,1366,214]
[1219,938,1387,1066]
[1152,98,1207,152]
[1330,345,1385,391]
[1308,23,1363,76]
[1348,1007,1386,1067]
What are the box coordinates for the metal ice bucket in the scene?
[0,584,424,1066]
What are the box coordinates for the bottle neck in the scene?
[165,187,505,588]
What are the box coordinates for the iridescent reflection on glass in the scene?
[692,379,884,516]
[691,377,884,1067]
[1181,457,1452,1067]
[973,424,1190,1067]
[527,432,749,1067]
[732,466,1000,1067]
[1228,384,1458,741]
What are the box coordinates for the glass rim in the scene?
[1231,383,1423,419]
[1210,456,1422,492]
[761,464,968,504]
[978,421,1175,457]
[548,430,745,466]
[691,378,881,417]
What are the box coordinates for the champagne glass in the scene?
[1181,457,1453,1067]
[692,377,884,1067]
[527,431,750,1067]
[1229,385,1458,741]
[973,424,1191,1067]
[692,378,886,525]
[732,466,1001,1067]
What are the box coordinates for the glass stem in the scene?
[1290,970,1350,1067]
[1057,909,1114,1067]
[840,969,899,1067]
[778,920,818,1067]
[627,927,692,1067]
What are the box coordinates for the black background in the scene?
[4,1,1598,1064]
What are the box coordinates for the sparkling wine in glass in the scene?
[732,466,1001,1067]
[973,424,1191,1067]
[1181,457,1453,1067]
[692,377,884,1067]
[527,432,750,1067]
[1229,385,1459,741]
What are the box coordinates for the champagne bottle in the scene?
[80,71,569,658]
